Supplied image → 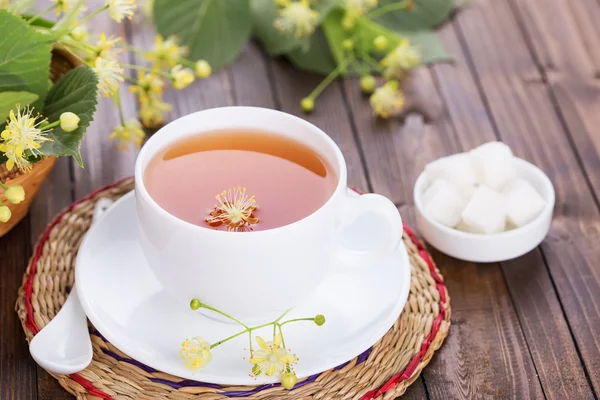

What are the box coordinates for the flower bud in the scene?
[373,36,388,51]
[194,60,212,79]
[190,298,202,310]
[360,75,376,94]
[314,314,325,326]
[171,65,195,90]
[300,97,314,113]
[60,112,80,132]
[4,185,25,204]
[342,39,354,51]
[281,371,298,389]
[0,205,11,222]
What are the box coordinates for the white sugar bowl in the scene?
[413,158,555,263]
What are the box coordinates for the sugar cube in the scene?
[502,178,546,227]
[461,186,507,234]
[424,153,478,189]
[422,179,466,228]
[470,142,516,191]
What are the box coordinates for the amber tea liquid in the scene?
[144,129,337,231]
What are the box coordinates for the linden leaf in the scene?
[374,0,455,31]
[153,0,253,70]
[0,92,39,123]
[286,29,337,75]
[39,66,98,167]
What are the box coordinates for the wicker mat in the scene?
[16,178,451,400]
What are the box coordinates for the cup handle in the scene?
[335,191,403,268]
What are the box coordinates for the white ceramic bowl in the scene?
[414,158,555,263]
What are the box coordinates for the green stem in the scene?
[306,56,354,101]
[60,45,90,66]
[277,324,286,348]
[43,120,60,129]
[78,4,109,25]
[366,1,409,19]
[274,309,293,324]
[358,51,383,73]
[124,43,148,56]
[0,181,8,190]
[27,3,58,24]
[124,76,139,85]
[122,64,171,79]
[210,329,249,349]
[279,317,315,327]
[200,304,249,329]
[113,92,125,125]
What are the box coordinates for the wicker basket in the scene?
[0,49,79,237]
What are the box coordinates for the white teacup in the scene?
[135,107,403,323]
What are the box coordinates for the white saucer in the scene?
[75,191,411,385]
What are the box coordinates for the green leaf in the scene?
[0,92,39,122]
[20,15,55,28]
[321,9,351,70]
[40,66,98,167]
[153,0,253,70]
[373,0,455,31]
[400,30,450,64]
[0,10,53,105]
[286,29,337,75]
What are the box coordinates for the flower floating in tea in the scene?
[183,299,325,389]
[206,186,259,232]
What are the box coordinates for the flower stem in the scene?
[0,181,8,190]
[122,64,172,79]
[43,120,61,129]
[27,3,58,24]
[358,51,383,73]
[79,4,109,25]
[60,45,90,66]
[366,1,409,19]
[113,92,125,125]
[123,76,139,85]
[210,329,249,349]
[124,43,147,56]
[306,56,354,101]
[200,304,249,329]
[277,324,286,348]
[279,317,315,327]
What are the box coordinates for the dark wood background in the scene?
[1,0,600,398]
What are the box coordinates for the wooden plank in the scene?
[268,59,368,190]
[72,3,138,199]
[0,221,37,400]
[440,0,600,397]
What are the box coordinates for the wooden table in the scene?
[2,0,600,399]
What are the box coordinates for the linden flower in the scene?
[274,0,319,38]
[180,337,212,370]
[250,335,298,376]
[92,57,124,97]
[138,93,172,128]
[106,0,136,22]
[129,71,165,95]
[369,81,405,119]
[345,0,378,14]
[96,33,123,61]
[70,25,89,41]
[206,187,259,232]
[108,119,145,150]
[170,65,194,90]
[53,0,77,15]
[0,106,51,171]
[145,35,188,70]
[381,40,422,80]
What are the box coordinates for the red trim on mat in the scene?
[22,182,446,400]
[22,178,131,400]
[360,224,447,400]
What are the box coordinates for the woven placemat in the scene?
[16,178,451,400]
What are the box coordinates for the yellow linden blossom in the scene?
[129,71,165,96]
[138,93,172,128]
[145,35,188,70]
[381,40,422,80]
[345,0,378,14]
[96,33,123,61]
[108,119,145,151]
[53,0,77,15]
[170,65,194,90]
[180,337,212,370]
[250,335,298,376]
[70,25,89,41]
[106,0,136,22]
[274,0,319,38]
[0,106,51,171]
[369,81,405,119]
[206,187,259,232]
[92,57,124,97]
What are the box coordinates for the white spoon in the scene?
[29,198,114,375]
